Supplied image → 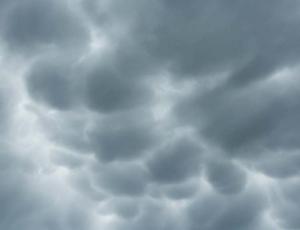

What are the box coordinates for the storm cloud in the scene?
[1,0,300,229]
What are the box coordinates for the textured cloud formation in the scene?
[1,0,88,53]
[1,0,300,229]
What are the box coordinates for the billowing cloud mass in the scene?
[1,0,300,229]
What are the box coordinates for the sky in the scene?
[1,0,300,229]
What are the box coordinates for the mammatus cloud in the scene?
[1,0,300,229]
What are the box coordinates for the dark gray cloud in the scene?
[109,198,140,219]
[93,162,149,197]
[1,0,89,54]
[176,78,300,159]
[1,0,300,229]
[26,56,76,110]
[147,137,202,184]
[88,112,158,162]
[84,64,153,113]
[102,0,300,82]
[205,159,247,194]
[256,151,300,179]
[162,181,198,200]
[188,188,268,230]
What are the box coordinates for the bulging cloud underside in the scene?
[1,0,300,229]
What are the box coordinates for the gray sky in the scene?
[1,0,300,229]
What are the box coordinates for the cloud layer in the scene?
[1,0,300,229]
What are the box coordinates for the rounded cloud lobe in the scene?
[1,0,88,53]
[205,159,247,195]
[1,0,300,230]
[147,137,202,184]
[26,58,75,110]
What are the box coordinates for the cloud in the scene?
[0,143,95,230]
[272,178,300,229]
[162,181,198,200]
[188,187,268,230]
[1,0,89,54]
[25,56,76,110]
[108,198,140,219]
[1,0,300,229]
[83,64,153,113]
[175,74,300,158]
[93,162,149,196]
[114,198,184,230]
[0,92,8,131]
[205,159,247,194]
[88,112,158,161]
[147,136,202,184]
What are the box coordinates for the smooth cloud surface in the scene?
[1,0,300,229]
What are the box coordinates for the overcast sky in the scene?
[1,0,300,229]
